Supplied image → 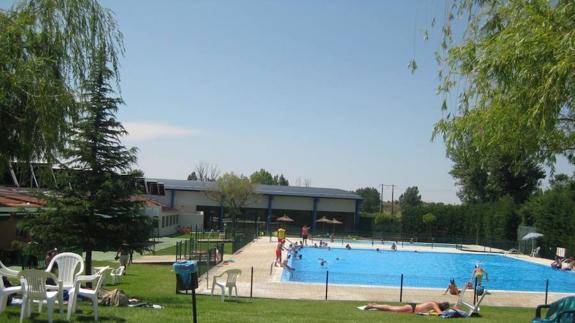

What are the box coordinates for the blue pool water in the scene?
[281,247,575,292]
[336,239,457,249]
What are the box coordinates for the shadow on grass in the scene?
[2,310,126,323]
[220,299,252,305]
[73,315,127,322]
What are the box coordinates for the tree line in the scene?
[355,178,575,258]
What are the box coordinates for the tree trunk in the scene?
[85,249,92,275]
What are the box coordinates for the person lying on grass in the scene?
[364,301,450,314]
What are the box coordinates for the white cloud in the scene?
[123,121,199,141]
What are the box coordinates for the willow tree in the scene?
[433,0,575,167]
[0,0,123,173]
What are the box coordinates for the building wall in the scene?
[157,190,356,213]
[157,211,180,236]
[317,198,356,213]
[146,189,359,234]
[272,196,314,210]
[179,211,204,229]
[0,215,18,250]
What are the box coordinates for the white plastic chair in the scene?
[0,274,21,314]
[67,267,109,321]
[455,283,488,317]
[94,266,111,287]
[0,260,19,278]
[110,266,125,285]
[45,252,84,292]
[211,269,241,302]
[1,260,21,314]
[18,269,63,323]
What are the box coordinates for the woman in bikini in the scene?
[365,301,449,314]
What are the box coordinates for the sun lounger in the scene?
[532,296,575,323]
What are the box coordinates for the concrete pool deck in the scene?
[196,237,571,308]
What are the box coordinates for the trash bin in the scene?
[173,260,198,291]
[173,260,199,323]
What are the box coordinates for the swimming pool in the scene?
[281,247,575,293]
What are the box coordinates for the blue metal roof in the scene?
[147,178,362,200]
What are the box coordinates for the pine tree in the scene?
[20,49,153,274]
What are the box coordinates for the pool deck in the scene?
[196,237,569,308]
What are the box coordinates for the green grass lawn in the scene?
[0,261,535,322]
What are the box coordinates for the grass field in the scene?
[0,261,536,322]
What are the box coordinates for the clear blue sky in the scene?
[4,1,571,203]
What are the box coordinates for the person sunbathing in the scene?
[364,301,449,314]
[443,279,460,295]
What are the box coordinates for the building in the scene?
[144,179,363,234]
[0,188,44,253]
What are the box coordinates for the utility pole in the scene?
[381,184,395,215]
[379,184,384,215]
[391,184,395,215]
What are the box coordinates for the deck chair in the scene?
[110,266,125,285]
[18,269,63,323]
[211,269,241,302]
[0,273,21,314]
[45,252,84,292]
[67,268,109,321]
[94,266,111,287]
[533,296,575,323]
[454,283,488,317]
[1,260,21,314]
[531,246,541,257]
[0,260,19,278]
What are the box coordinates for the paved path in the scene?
[132,255,176,264]
[196,237,564,308]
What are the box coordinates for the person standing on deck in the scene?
[277,225,286,243]
[301,225,310,245]
[472,263,488,286]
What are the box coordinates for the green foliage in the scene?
[373,212,401,233]
[250,169,275,185]
[398,186,421,210]
[355,187,381,213]
[422,213,436,224]
[0,0,124,170]
[400,198,519,243]
[187,171,198,181]
[207,173,257,234]
[434,0,575,166]
[520,175,575,257]
[18,51,153,274]
[276,174,289,186]
[250,169,289,186]
[448,137,545,203]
